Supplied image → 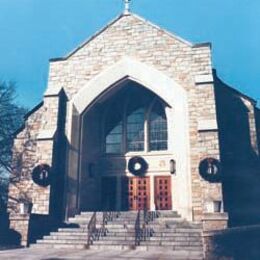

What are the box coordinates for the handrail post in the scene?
[102,211,108,236]
[135,210,141,246]
[87,212,97,247]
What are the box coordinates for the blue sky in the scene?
[0,0,259,108]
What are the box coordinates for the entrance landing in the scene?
[0,247,200,260]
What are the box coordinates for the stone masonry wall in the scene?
[9,214,30,246]
[9,105,45,213]
[193,81,221,221]
[198,131,222,210]
[8,101,56,216]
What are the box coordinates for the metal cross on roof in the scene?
[124,0,131,14]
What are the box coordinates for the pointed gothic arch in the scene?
[65,57,192,220]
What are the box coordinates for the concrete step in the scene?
[139,240,203,246]
[105,224,135,228]
[138,244,203,251]
[93,241,135,246]
[80,212,103,215]
[165,222,203,228]
[68,217,92,222]
[99,237,202,245]
[103,232,135,236]
[43,235,88,240]
[157,210,180,216]
[98,236,135,241]
[57,228,87,232]
[37,239,88,244]
[31,243,87,249]
[101,232,201,239]
[106,220,137,223]
[149,236,202,241]
[79,212,95,215]
[152,233,201,238]
[45,234,135,241]
[101,232,202,237]
[70,224,103,228]
[50,231,88,236]
[152,228,202,233]
[69,215,103,221]
[135,247,204,258]
[89,244,135,250]
[57,224,102,231]
[100,228,128,233]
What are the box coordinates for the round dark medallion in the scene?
[128,156,148,176]
[32,164,52,187]
[199,158,222,182]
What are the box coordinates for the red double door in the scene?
[102,176,172,211]
[123,176,172,211]
[128,177,150,210]
[154,176,172,210]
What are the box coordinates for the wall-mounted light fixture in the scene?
[170,159,176,174]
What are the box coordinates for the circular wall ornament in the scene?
[128,156,148,176]
[199,158,221,182]
[32,164,52,187]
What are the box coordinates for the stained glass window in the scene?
[149,101,168,151]
[105,102,123,154]
[104,84,168,154]
[127,107,145,151]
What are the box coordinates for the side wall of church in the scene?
[214,75,260,226]
[8,94,62,216]
[8,105,48,214]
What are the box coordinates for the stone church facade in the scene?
[7,11,259,250]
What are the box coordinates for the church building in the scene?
[7,3,260,255]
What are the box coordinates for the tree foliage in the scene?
[0,81,27,207]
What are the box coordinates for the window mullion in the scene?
[144,108,148,153]
[123,98,128,153]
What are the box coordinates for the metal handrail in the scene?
[134,210,141,246]
[87,212,97,246]
[101,211,121,238]
[143,206,148,224]
[145,210,159,224]
[101,211,111,237]
[103,212,109,225]
[103,211,120,224]
[134,209,159,246]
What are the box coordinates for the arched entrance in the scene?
[79,81,170,211]
[65,58,192,220]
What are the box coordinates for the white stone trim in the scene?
[37,129,56,140]
[195,74,214,84]
[198,119,218,131]
[72,57,186,114]
[44,86,62,97]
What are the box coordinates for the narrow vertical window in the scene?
[105,102,123,154]
[127,107,145,152]
[149,101,168,151]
